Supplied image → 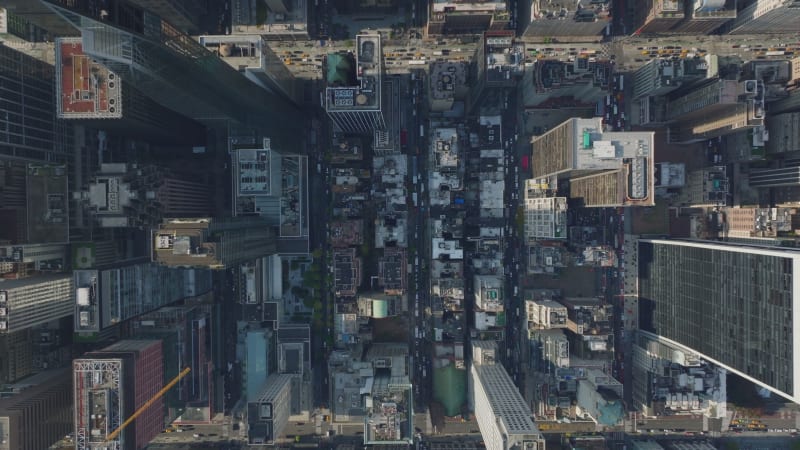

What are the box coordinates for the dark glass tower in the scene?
[638,239,799,403]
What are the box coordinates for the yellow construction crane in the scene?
[106,366,191,443]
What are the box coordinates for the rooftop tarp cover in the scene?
[326,53,353,85]
[433,364,466,416]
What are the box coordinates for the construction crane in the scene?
[105,366,191,443]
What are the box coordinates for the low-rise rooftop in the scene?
[333,248,361,298]
[432,238,464,260]
[330,220,364,247]
[431,128,460,170]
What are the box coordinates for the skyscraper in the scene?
[728,0,800,34]
[325,34,386,133]
[666,78,764,143]
[470,362,545,450]
[426,0,510,35]
[0,274,73,335]
[126,0,206,34]
[78,163,215,229]
[131,306,213,422]
[0,44,70,164]
[632,0,686,34]
[41,0,303,147]
[73,263,211,335]
[247,373,293,445]
[530,118,655,207]
[0,367,73,450]
[638,239,800,403]
[468,31,523,114]
[55,37,206,144]
[151,217,277,269]
[74,340,164,450]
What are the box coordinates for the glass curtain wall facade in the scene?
[638,239,799,402]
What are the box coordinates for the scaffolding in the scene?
[74,359,123,450]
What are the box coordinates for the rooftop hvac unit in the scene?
[752,101,765,119]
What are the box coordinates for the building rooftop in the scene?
[326,34,382,111]
[474,275,504,312]
[472,364,540,435]
[199,35,264,71]
[478,115,503,150]
[331,137,365,163]
[55,38,121,118]
[526,0,612,36]
[692,0,737,19]
[655,162,686,188]
[532,117,655,206]
[524,196,568,241]
[527,243,567,274]
[431,0,507,13]
[633,57,714,99]
[0,272,71,291]
[330,220,364,247]
[483,32,524,84]
[235,148,278,195]
[230,0,308,35]
[26,163,69,244]
[358,292,399,319]
[375,216,407,248]
[431,128,460,170]
[364,381,413,445]
[333,247,361,298]
[430,62,467,101]
[432,238,464,260]
[379,248,407,295]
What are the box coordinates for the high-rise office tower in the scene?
[0,1,77,39]
[530,117,655,207]
[125,0,206,34]
[199,35,301,106]
[630,330,727,419]
[41,0,303,147]
[666,79,764,143]
[231,140,309,243]
[468,31,523,114]
[728,0,800,34]
[470,361,545,450]
[77,163,215,229]
[0,44,70,164]
[74,340,164,450]
[152,217,277,269]
[0,274,73,335]
[54,37,206,144]
[325,34,386,134]
[632,57,712,101]
[131,306,213,422]
[638,239,800,403]
[0,367,74,450]
[73,263,211,335]
[523,192,568,243]
[247,373,293,445]
[673,0,737,34]
[632,0,687,34]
